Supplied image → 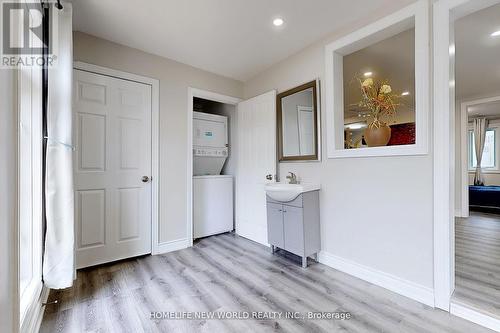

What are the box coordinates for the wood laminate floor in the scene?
[41,232,492,333]
[454,212,500,319]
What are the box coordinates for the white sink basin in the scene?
[265,182,320,202]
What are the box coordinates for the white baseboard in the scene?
[455,209,470,218]
[21,285,50,333]
[318,251,435,307]
[451,302,500,332]
[155,238,189,255]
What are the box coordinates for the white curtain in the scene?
[473,117,488,186]
[43,3,74,289]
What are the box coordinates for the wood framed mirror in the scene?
[277,80,320,161]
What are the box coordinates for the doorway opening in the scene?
[187,89,241,246]
[434,0,500,330]
[187,89,277,247]
[453,2,500,320]
[73,63,160,267]
[192,97,237,240]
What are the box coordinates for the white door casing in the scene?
[18,59,43,325]
[297,106,314,155]
[74,69,152,268]
[236,90,276,246]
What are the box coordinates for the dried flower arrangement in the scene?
[357,76,401,129]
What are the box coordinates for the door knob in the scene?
[266,174,273,180]
[141,176,150,183]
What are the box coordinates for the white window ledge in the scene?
[468,170,500,174]
[329,144,427,158]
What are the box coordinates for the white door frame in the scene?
[297,106,314,155]
[459,95,500,218]
[433,0,500,316]
[73,62,161,255]
[187,88,241,246]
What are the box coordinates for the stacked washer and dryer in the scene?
[193,111,234,239]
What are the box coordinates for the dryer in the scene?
[193,111,228,176]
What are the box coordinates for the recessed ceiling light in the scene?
[273,18,284,27]
[364,72,373,77]
[401,91,410,96]
[346,123,367,130]
[491,30,500,37]
[449,44,455,55]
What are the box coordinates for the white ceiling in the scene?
[69,0,415,81]
[456,3,500,101]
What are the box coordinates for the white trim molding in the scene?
[187,88,241,247]
[318,251,434,307]
[18,47,44,330]
[20,286,49,333]
[324,0,429,158]
[156,238,190,255]
[433,0,455,311]
[451,303,500,332]
[73,62,162,255]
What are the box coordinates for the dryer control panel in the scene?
[193,147,228,157]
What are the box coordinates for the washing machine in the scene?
[193,175,233,238]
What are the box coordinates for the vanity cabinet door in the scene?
[283,205,304,256]
[267,203,284,248]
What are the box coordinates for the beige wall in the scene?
[243,3,433,288]
[73,0,434,289]
[469,173,500,186]
[73,32,244,244]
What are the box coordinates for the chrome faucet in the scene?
[286,172,298,184]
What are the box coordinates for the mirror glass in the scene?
[277,81,319,161]
[343,27,416,149]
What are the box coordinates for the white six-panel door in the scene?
[74,69,152,268]
[236,90,276,245]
